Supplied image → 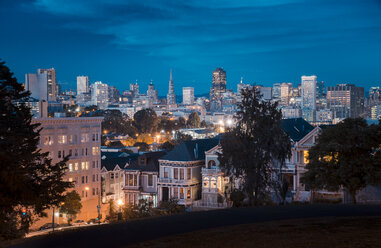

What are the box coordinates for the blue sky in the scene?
[1,0,380,95]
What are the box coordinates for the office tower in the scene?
[259,87,272,101]
[77,76,90,95]
[301,76,317,110]
[272,83,281,100]
[210,68,227,102]
[108,86,120,103]
[91,81,108,109]
[371,105,381,120]
[130,81,139,96]
[31,117,102,226]
[38,68,57,101]
[316,81,325,99]
[167,69,176,106]
[147,80,159,105]
[327,84,365,119]
[280,83,293,106]
[25,72,48,101]
[183,87,194,105]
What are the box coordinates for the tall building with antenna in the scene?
[167,69,176,107]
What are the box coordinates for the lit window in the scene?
[180,188,184,199]
[85,162,89,170]
[69,178,73,182]
[203,177,210,188]
[211,177,217,188]
[303,151,309,164]
[81,162,85,170]
[58,135,67,144]
[75,163,79,171]
[187,188,191,199]
[69,163,73,172]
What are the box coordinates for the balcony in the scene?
[158,178,199,185]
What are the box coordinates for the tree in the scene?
[218,87,291,206]
[177,117,187,129]
[134,142,150,151]
[60,191,82,224]
[187,112,200,128]
[200,120,207,128]
[0,61,73,239]
[301,118,381,204]
[160,141,175,151]
[133,108,158,134]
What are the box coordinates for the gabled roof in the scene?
[160,137,220,162]
[125,151,166,172]
[280,118,314,142]
[101,152,140,171]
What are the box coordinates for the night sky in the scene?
[1,0,381,95]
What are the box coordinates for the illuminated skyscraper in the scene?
[38,68,57,101]
[210,68,227,102]
[327,84,364,119]
[77,76,90,95]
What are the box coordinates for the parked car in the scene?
[87,218,98,224]
[71,220,86,226]
[39,223,60,231]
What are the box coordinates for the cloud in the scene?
[28,0,381,67]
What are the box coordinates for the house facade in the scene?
[122,151,166,207]
[157,138,220,206]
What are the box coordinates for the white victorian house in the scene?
[157,138,220,206]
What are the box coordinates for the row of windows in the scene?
[57,147,100,159]
[163,167,192,180]
[81,188,99,198]
[43,133,99,146]
[173,187,191,199]
[203,177,217,188]
[68,161,99,172]
[68,174,99,184]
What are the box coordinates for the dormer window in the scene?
[208,160,216,169]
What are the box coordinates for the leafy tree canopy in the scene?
[187,112,200,128]
[301,118,381,203]
[60,191,82,224]
[133,108,158,134]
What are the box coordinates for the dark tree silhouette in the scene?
[0,61,73,239]
[218,87,291,206]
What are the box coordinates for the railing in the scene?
[193,200,232,209]
[158,178,199,185]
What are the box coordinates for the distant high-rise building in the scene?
[147,80,159,106]
[38,68,57,101]
[130,81,139,96]
[301,75,317,110]
[210,68,227,102]
[108,86,120,103]
[91,81,108,109]
[77,76,90,95]
[327,84,364,119]
[25,72,48,101]
[167,69,176,106]
[259,87,272,101]
[272,83,281,100]
[280,83,293,106]
[183,87,194,105]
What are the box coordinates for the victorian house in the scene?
[158,138,220,206]
[196,144,231,208]
[123,151,166,207]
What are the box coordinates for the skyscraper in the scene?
[25,72,48,101]
[130,81,139,96]
[147,80,159,106]
[301,75,317,110]
[280,82,293,106]
[327,84,364,119]
[167,69,176,106]
[38,68,57,101]
[210,68,227,102]
[183,87,194,105]
[91,81,108,109]
[77,76,90,95]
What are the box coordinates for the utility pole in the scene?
[52,206,55,232]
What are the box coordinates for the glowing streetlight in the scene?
[117,199,124,207]
[226,119,233,126]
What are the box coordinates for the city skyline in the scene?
[1,0,381,95]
